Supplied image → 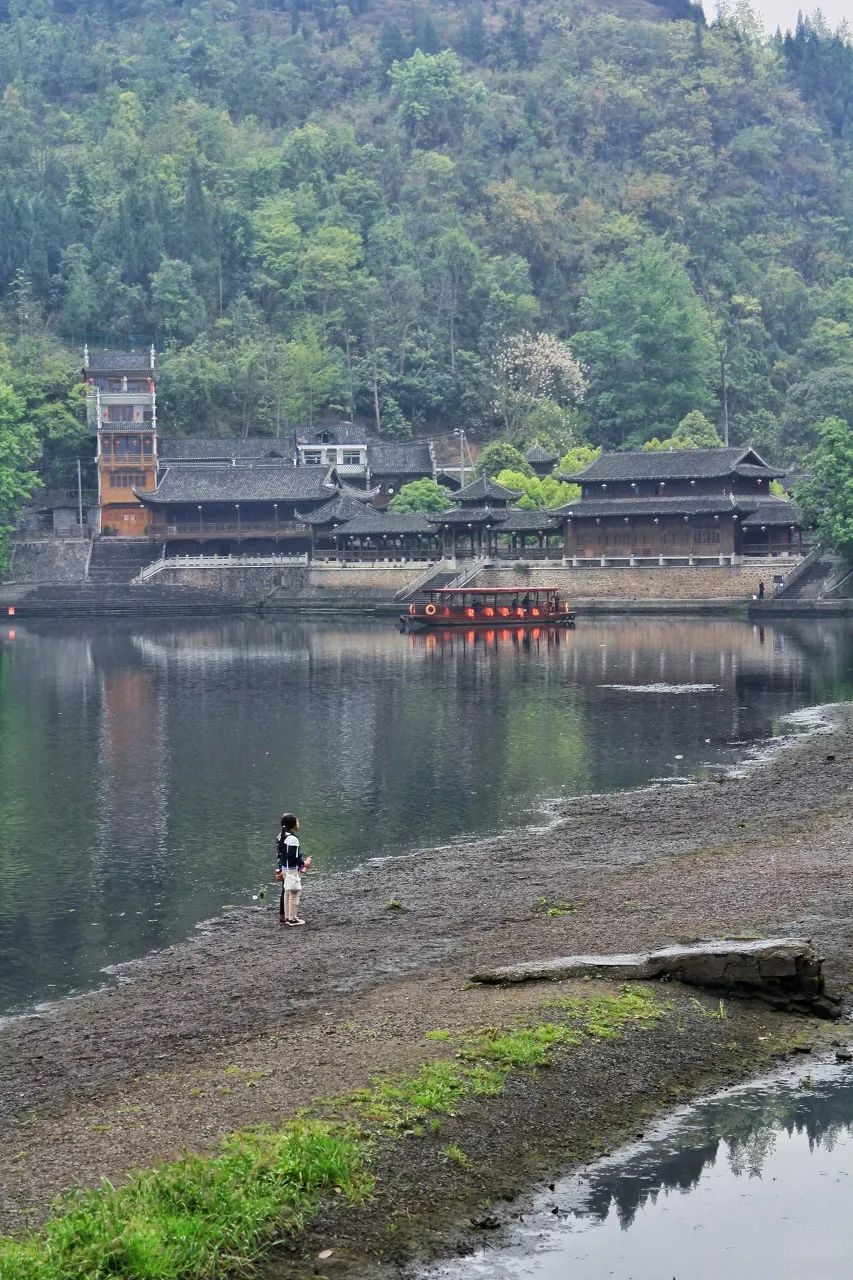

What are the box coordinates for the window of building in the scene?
[325,450,339,465]
[109,471,148,489]
[342,451,363,466]
[303,450,323,465]
[126,380,147,392]
[143,437,154,456]
[105,404,133,422]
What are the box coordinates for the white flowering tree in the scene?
[491,331,586,438]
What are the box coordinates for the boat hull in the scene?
[401,611,575,632]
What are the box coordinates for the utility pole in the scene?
[77,458,83,530]
[456,427,467,487]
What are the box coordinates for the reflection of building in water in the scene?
[94,659,169,885]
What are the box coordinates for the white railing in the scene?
[451,558,493,587]
[394,559,449,601]
[133,552,309,582]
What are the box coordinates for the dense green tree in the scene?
[558,444,602,478]
[475,441,532,478]
[797,418,853,559]
[150,260,207,343]
[780,368,853,458]
[388,477,453,512]
[495,468,580,509]
[643,411,723,451]
[0,380,38,568]
[573,240,716,447]
[0,0,847,468]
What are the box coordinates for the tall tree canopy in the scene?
[0,0,847,537]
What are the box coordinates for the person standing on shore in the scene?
[276,812,307,926]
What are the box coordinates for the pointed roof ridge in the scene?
[523,442,558,463]
[454,474,523,503]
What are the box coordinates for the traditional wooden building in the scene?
[158,437,292,467]
[296,490,380,556]
[558,447,802,561]
[523,443,559,478]
[295,426,436,500]
[426,474,523,559]
[327,510,439,561]
[135,464,336,554]
[86,347,157,536]
[367,441,436,505]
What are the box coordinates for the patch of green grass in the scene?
[0,1122,370,1280]
[425,1029,452,1042]
[386,898,404,911]
[349,1059,507,1131]
[465,1023,584,1068]
[442,1143,469,1167]
[689,997,728,1020]
[541,986,665,1039]
[535,897,584,918]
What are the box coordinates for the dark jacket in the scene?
[277,831,304,871]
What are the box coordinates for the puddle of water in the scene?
[418,1060,853,1280]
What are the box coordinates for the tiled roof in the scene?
[368,442,433,476]
[301,424,366,445]
[337,479,381,501]
[336,512,434,536]
[298,494,381,526]
[426,507,510,525]
[453,475,523,503]
[86,349,154,373]
[556,496,742,518]
[159,437,291,462]
[499,509,561,532]
[138,465,334,505]
[733,463,786,479]
[739,499,802,527]
[564,447,775,483]
[523,443,558,464]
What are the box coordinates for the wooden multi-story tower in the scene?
[85,346,157,536]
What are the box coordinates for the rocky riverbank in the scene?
[3,702,853,1273]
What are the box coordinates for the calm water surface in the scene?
[419,1061,853,1280]
[1,614,852,1012]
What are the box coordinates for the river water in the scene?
[1,614,852,1014]
[418,1061,853,1280]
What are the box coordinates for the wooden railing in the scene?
[162,521,306,538]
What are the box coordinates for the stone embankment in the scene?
[477,562,783,601]
[473,938,841,1018]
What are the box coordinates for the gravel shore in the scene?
[3,701,852,1263]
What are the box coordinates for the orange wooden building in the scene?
[86,346,157,536]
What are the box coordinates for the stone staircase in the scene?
[773,551,837,600]
[87,539,160,584]
[9,583,249,617]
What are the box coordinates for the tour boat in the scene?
[402,586,575,630]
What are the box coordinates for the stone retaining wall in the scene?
[155,563,415,605]
[5,540,89,584]
[477,562,789,600]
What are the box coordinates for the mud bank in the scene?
[3,704,853,1267]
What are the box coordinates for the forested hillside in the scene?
[0,0,850,490]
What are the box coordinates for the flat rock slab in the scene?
[472,939,841,1018]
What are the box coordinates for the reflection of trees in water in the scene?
[569,1075,853,1230]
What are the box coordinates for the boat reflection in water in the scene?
[412,624,569,653]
